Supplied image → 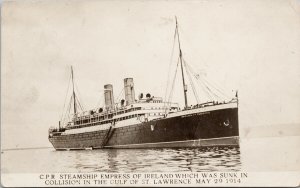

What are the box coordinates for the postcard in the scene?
[1,0,300,187]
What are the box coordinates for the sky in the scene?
[1,0,300,149]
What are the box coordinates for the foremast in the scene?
[175,17,188,109]
[71,66,77,117]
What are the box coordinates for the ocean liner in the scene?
[48,18,239,150]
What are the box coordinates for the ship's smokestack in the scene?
[104,84,114,110]
[124,78,135,105]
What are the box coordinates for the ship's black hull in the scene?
[49,106,239,150]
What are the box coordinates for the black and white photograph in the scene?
[1,0,300,187]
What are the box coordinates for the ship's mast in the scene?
[71,66,77,116]
[175,17,188,109]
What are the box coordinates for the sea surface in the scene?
[1,136,300,173]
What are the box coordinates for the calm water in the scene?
[2,136,300,173]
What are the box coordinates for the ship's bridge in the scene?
[113,99,179,120]
[136,96,163,103]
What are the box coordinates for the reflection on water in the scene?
[2,136,300,173]
[60,147,241,173]
[1,146,241,173]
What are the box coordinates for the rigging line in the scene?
[185,63,223,100]
[193,72,223,100]
[116,88,125,102]
[196,74,221,100]
[201,79,222,100]
[201,76,230,99]
[163,23,178,103]
[75,96,84,112]
[167,56,180,103]
[60,72,72,122]
[185,62,229,98]
[165,57,180,113]
[193,72,214,101]
[113,88,124,109]
[66,103,72,126]
[183,58,200,104]
[195,72,227,98]
[76,92,85,112]
[184,61,214,101]
[67,103,72,124]
[62,95,72,123]
[74,81,85,111]
[199,82,214,101]
[183,58,200,103]
[69,95,73,118]
[164,58,179,113]
[204,74,229,95]
[62,96,73,126]
[75,95,82,113]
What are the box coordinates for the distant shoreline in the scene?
[241,123,300,138]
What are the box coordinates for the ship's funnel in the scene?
[104,84,114,110]
[124,78,135,105]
